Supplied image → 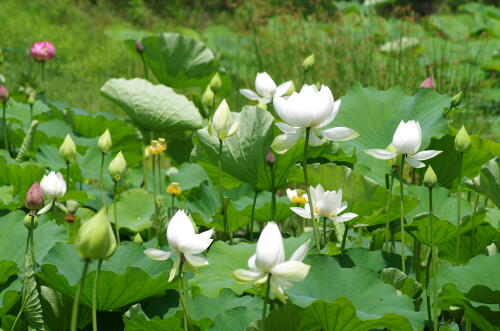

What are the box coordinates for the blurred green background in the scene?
[0,0,498,137]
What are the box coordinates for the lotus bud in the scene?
[59,134,77,163]
[0,74,5,85]
[25,87,36,105]
[23,214,38,229]
[135,40,144,53]
[420,76,434,89]
[210,99,239,140]
[450,91,463,108]
[166,182,182,196]
[202,85,215,108]
[133,233,143,243]
[108,151,127,181]
[25,181,44,213]
[0,85,9,103]
[98,129,112,153]
[455,125,471,152]
[266,152,276,166]
[166,167,178,177]
[423,166,437,188]
[76,209,117,260]
[302,53,315,71]
[30,41,55,62]
[209,73,222,92]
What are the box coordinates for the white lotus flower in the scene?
[271,84,358,154]
[286,189,308,205]
[144,210,214,282]
[233,222,310,302]
[365,120,442,168]
[380,37,419,53]
[240,72,292,105]
[208,99,239,140]
[38,171,67,214]
[291,184,358,223]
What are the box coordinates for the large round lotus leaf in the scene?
[141,33,220,88]
[100,78,203,131]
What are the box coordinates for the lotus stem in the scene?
[170,193,175,219]
[425,251,432,326]
[217,139,232,243]
[2,102,9,155]
[140,53,149,80]
[157,153,163,194]
[71,259,90,331]
[470,195,480,252]
[99,152,106,207]
[113,180,120,245]
[455,152,464,265]
[399,155,406,273]
[341,224,349,250]
[29,103,33,123]
[41,61,46,85]
[303,127,321,253]
[269,165,276,222]
[250,191,258,242]
[92,259,103,331]
[29,216,36,266]
[66,161,70,185]
[322,217,327,246]
[178,258,192,331]
[262,274,272,330]
[385,170,395,251]
[429,187,439,331]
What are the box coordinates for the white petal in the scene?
[333,212,358,223]
[275,122,301,134]
[271,132,301,154]
[365,149,397,160]
[321,127,359,141]
[286,189,296,202]
[255,222,285,272]
[226,120,240,138]
[144,248,172,261]
[248,254,258,271]
[275,81,292,97]
[317,191,340,217]
[184,253,209,267]
[199,229,215,239]
[167,210,195,251]
[178,233,213,254]
[290,240,310,262]
[271,261,310,282]
[168,253,181,282]
[239,89,260,101]
[308,130,324,146]
[270,275,288,302]
[412,150,442,161]
[316,99,341,128]
[233,269,265,283]
[291,207,311,219]
[255,72,277,97]
[259,96,272,104]
[405,155,425,168]
[37,199,54,215]
[392,120,421,154]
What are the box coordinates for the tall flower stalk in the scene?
[303,128,321,252]
[218,139,231,242]
[399,155,407,273]
[70,259,90,331]
[1,85,9,154]
[178,257,192,331]
[92,259,103,331]
[385,169,396,251]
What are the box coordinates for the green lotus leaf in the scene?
[108,188,155,233]
[465,159,500,209]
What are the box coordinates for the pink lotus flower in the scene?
[420,76,434,89]
[30,41,55,62]
[25,181,44,212]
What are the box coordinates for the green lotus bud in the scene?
[302,53,315,71]
[455,125,471,152]
[133,233,143,243]
[210,99,239,140]
[23,214,38,229]
[98,129,112,153]
[59,134,77,163]
[202,85,215,108]
[209,73,222,92]
[423,165,437,188]
[25,87,36,105]
[0,74,5,85]
[76,209,117,260]
[66,200,80,214]
[108,151,127,181]
[450,91,463,108]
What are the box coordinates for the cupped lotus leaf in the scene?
[100,78,203,131]
[141,33,220,88]
[108,188,155,232]
[466,159,500,209]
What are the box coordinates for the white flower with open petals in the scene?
[271,84,358,154]
[291,184,358,223]
[144,210,214,282]
[240,72,292,105]
[286,189,308,205]
[365,120,442,168]
[233,222,310,302]
[38,171,67,214]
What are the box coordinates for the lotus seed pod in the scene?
[23,214,38,229]
[451,91,463,108]
[98,129,113,153]
[423,166,437,188]
[209,73,222,92]
[133,233,143,243]
[25,181,44,211]
[0,85,9,102]
[302,53,315,71]
[202,85,215,108]
[108,151,127,181]
[76,209,117,260]
[455,125,471,152]
[66,200,80,214]
[59,134,77,163]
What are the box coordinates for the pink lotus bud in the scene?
[420,76,434,89]
[135,40,144,53]
[25,181,44,211]
[30,41,55,62]
[0,85,8,102]
[266,152,276,166]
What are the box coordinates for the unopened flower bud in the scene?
[108,151,127,181]
[25,87,36,105]
[98,129,112,153]
[266,152,276,166]
[64,200,80,223]
[455,125,471,152]
[76,209,117,260]
[0,85,9,102]
[302,54,315,71]
[30,41,55,62]
[209,99,239,140]
[450,91,463,108]
[25,181,44,211]
[423,166,437,188]
[0,74,5,85]
[420,76,434,89]
[59,134,77,163]
[133,233,143,243]
[166,182,182,196]
[209,73,222,92]
[202,85,215,108]
[23,214,38,229]
[135,40,144,53]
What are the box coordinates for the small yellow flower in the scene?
[146,138,167,156]
[287,189,308,205]
[167,182,182,196]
